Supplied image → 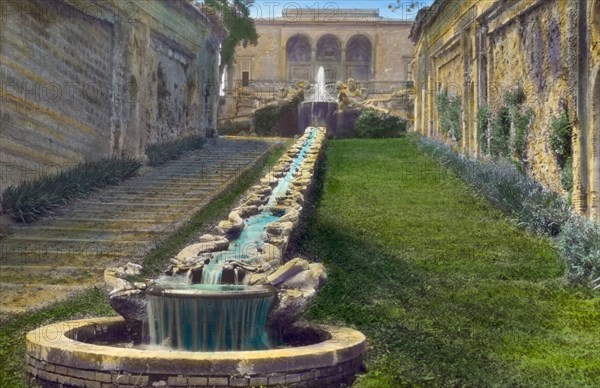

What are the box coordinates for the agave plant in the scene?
[1,157,142,223]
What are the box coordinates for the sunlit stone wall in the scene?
[412,0,600,220]
[0,0,225,193]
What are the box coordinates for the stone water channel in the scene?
[26,128,367,387]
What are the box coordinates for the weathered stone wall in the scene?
[0,0,225,193]
[412,0,600,220]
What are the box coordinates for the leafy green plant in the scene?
[218,120,251,136]
[513,108,533,161]
[557,215,600,286]
[145,135,206,166]
[490,106,511,157]
[253,94,302,136]
[1,157,142,223]
[354,108,407,138]
[436,89,462,142]
[549,110,573,191]
[489,88,532,162]
[477,104,491,154]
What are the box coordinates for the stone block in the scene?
[268,374,286,385]
[208,377,229,386]
[167,376,188,386]
[229,376,249,386]
[187,376,209,386]
[248,376,268,387]
[95,372,113,383]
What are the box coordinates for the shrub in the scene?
[436,89,462,142]
[1,157,142,223]
[557,216,600,286]
[253,94,302,136]
[354,108,407,138]
[218,120,251,136]
[490,106,511,157]
[145,135,206,166]
[549,110,573,191]
[489,88,532,163]
[477,104,491,154]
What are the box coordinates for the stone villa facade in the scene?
[227,8,414,91]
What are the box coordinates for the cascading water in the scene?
[198,128,317,285]
[145,128,319,351]
[145,284,275,351]
[299,66,338,131]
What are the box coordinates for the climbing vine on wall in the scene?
[549,109,573,192]
[436,89,462,143]
[486,87,533,168]
[477,104,491,154]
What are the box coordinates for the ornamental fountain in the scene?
[26,125,366,387]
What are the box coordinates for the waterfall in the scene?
[146,285,275,351]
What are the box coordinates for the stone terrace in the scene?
[0,138,276,317]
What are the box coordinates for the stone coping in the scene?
[26,317,366,376]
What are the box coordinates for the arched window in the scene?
[286,35,311,63]
[316,34,341,61]
[346,35,372,80]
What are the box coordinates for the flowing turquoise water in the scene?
[146,128,319,351]
[200,127,317,284]
[146,284,274,351]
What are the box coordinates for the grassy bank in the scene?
[0,142,288,387]
[301,137,600,387]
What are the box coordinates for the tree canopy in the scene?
[198,0,258,71]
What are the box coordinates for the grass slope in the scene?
[301,137,600,387]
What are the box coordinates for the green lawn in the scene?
[301,137,600,387]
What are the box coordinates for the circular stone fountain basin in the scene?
[26,317,366,387]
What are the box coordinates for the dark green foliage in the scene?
[218,120,251,136]
[253,95,302,136]
[477,104,491,154]
[549,110,573,191]
[436,89,462,142]
[419,136,571,237]
[513,108,533,161]
[202,0,258,71]
[489,89,532,161]
[491,106,511,157]
[354,109,407,138]
[145,135,206,166]
[1,158,142,223]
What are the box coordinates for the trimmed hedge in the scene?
[1,157,142,223]
[253,94,302,136]
[354,108,407,138]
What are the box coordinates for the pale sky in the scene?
[249,0,435,21]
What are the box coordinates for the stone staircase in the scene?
[0,138,276,316]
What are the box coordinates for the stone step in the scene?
[0,138,274,315]
[0,265,104,284]
[0,248,139,266]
